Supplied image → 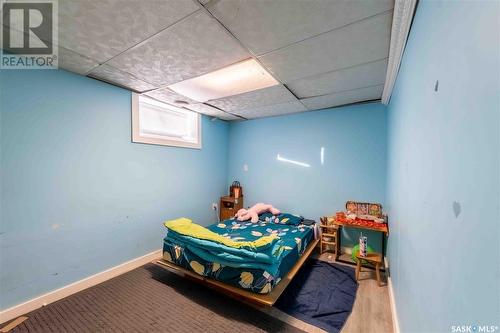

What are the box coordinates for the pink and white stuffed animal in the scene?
[235,203,281,223]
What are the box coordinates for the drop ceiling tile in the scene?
[287,58,388,98]
[206,0,393,55]
[233,101,307,119]
[258,12,392,83]
[106,11,250,86]
[58,47,99,75]
[209,85,296,113]
[88,64,156,92]
[145,87,198,106]
[186,103,240,120]
[58,0,199,62]
[301,85,384,110]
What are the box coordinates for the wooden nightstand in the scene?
[220,196,243,221]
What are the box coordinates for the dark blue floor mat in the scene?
[275,259,358,333]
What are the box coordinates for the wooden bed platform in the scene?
[155,238,319,307]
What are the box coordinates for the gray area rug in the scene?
[7,263,304,333]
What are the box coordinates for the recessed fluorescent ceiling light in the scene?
[168,59,279,102]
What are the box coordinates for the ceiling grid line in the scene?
[301,84,385,111]
[294,82,388,100]
[287,56,389,85]
[87,66,157,93]
[203,102,248,120]
[142,93,247,121]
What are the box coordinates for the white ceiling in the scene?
[32,0,395,120]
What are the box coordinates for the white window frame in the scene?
[131,93,202,149]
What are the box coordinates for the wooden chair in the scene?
[355,252,383,286]
[319,217,339,256]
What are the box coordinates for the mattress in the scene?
[162,218,314,294]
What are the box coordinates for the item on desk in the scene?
[346,213,357,220]
[358,203,369,215]
[346,201,357,214]
[358,215,386,224]
[369,204,382,217]
[345,201,383,218]
[359,233,367,257]
[341,201,386,228]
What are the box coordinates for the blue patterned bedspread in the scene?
[162,217,315,294]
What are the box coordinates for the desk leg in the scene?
[336,226,342,261]
[382,232,385,258]
[380,231,386,273]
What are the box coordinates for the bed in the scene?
[157,214,318,306]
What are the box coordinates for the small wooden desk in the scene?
[327,217,389,265]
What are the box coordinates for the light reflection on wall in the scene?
[276,154,310,168]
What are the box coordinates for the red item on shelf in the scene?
[336,216,387,230]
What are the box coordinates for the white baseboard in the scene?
[0,249,162,324]
[385,257,400,333]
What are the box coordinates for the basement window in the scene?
[132,93,201,149]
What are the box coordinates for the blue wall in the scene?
[0,69,228,309]
[227,103,387,251]
[386,1,499,331]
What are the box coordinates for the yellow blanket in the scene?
[164,218,277,249]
